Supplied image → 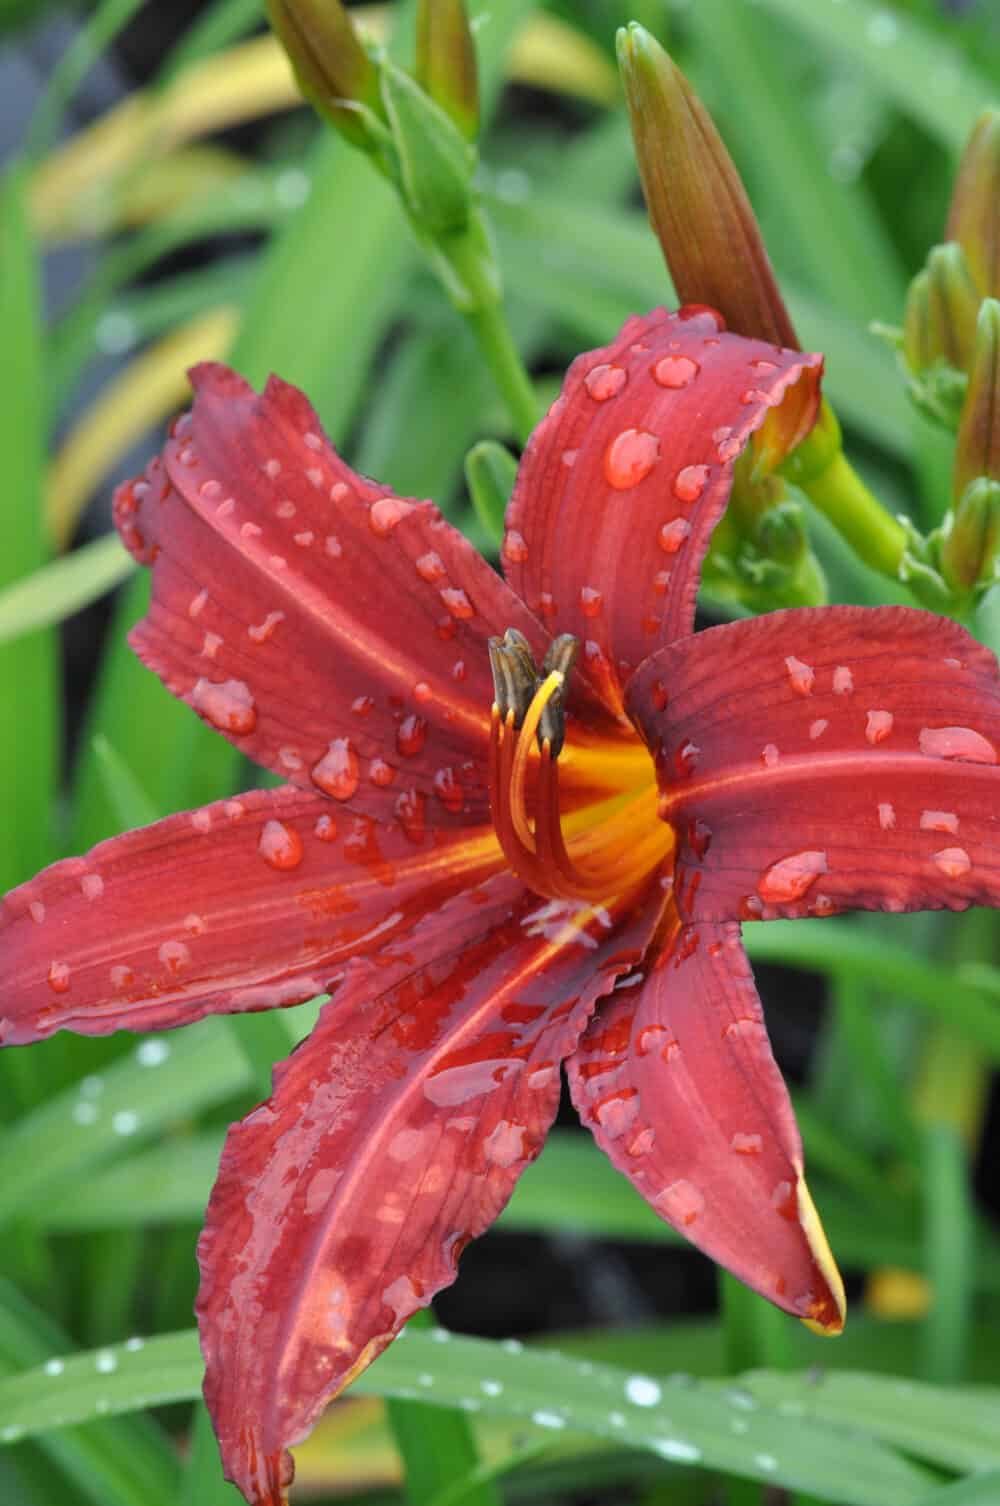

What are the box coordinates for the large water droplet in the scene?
[920,810,959,834]
[758,850,828,902]
[673,464,709,504]
[592,1089,640,1138]
[604,429,660,490]
[654,1178,705,1226]
[369,496,413,537]
[258,819,304,870]
[932,847,971,878]
[653,354,699,389]
[585,363,627,401]
[191,678,257,735]
[397,714,428,757]
[440,587,474,620]
[500,530,528,566]
[311,738,360,800]
[865,709,893,744]
[919,726,996,763]
[658,518,691,554]
[416,550,447,582]
[369,758,397,788]
[47,961,70,994]
[833,665,854,695]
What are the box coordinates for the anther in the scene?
[488,629,540,726]
[538,634,579,757]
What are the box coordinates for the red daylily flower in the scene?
[5,306,1000,1505]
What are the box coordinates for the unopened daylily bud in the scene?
[939,477,1000,594]
[902,243,979,376]
[416,0,479,143]
[267,0,382,149]
[380,60,476,234]
[756,499,807,567]
[616,22,797,350]
[946,108,1000,298]
[954,298,1000,502]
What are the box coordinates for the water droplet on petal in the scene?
[314,813,338,842]
[809,719,828,740]
[654,1179,705,1226]
[866,709,893,744]
[592,1089,639,1138]
[758,850,828,902]
[878,802,896,830]
[81,873,104,901]
[434,766,463,812]
[247,610,285,644]
[500,530,528,566]
[29,900,45,924]
[47,961,70,994]
[761,743,780,767]
[440,587,474,620]
[394,788,426,843]
[158,940,190,974]
[921,810,959,834]
[673,464,709,504]
[580,586,603,617]
[416,550,447,581]
[605,429,660,490]
[731,1133,763,1155]
[311,738,360,800]
[933,847,971,878]
[785,656,814,695]
[258,819,304,870]
[188,589,208,619]
[585,363,627,401]
[484,1120,527,1167]
[191,678,257,735]
[397,715,428,757]
[653,354,699,388]
[833,665,854,695]
[369,496,413,537]
[325,534,343,558]
[919,726,996,763]
[658,518,691,554]
[369,758,397,788]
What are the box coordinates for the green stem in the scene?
[800,451,909,580]
[466,298,540,445]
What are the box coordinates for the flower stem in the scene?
[466,298,540,445]
[799,451,909,581]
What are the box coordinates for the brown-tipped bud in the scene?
[954,298,1000,501]
[903,243,979,376]
[416,0,479,143]
[940,478,1000,593]
[267,0,382,148]
[616,22,797,350]
[946,109,1000,298]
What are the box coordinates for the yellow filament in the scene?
[508,670,564,850]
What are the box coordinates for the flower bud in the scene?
[940,479,1000,594]
[946,108,1000,298]
[416,0,479,143]
[902,243,979,377]
[380,60,476,234]
[465,438,517,549]
[756,499,808,567]
[953,298,1000,503]
[616,22,797,350]
[266,0,382,149]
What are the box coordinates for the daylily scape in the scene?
[5,306,1000,1505]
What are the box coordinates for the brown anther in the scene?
[488,629,539,726]
[538,634,579,757]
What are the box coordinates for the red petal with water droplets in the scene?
[503,308,821,715]
[198,876,662,1506]
[628,605,1000,921]
[567,918,844,1330]
[116,363,547,829]
[0,786,501,1044]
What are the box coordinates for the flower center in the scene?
[487,630,671,903]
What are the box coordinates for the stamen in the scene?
[509,671,565,850]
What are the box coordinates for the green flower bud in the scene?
[954,298,1000,503]
[616,21,797,349]
[939,477,1000,594]
[380,60,476,235]
[903,243,979,376]
[465,438,518,549]
[416,0,479,143]
[946,108,1000,299]
[266,0,382,150]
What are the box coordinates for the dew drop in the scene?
[500,530,528,566]
[397,715,428,757]
[920,809,959,834]
[592,1089,639,1139]
[369,758,397,788]
[655,1440,702,1464]
[658,518,691,554]
[673,464,709,504]
[414,681,433,704]
[312,739,360,800]
[369,496,413,537]
[47,961,70,994]
[44,1358,64,1376]
[110,965,134,990]
[933,846,971,878]
[833,665,854,695]
[758,850,828,903]
[605,429,660,489]
[394,788,426,844]
[580,585,603,617]
[81,873,104,901]
[919,726,996,763]
[29,900,45,924]
[240,522,262,541]
[158,940,190,974]
[247,610,285,644]
[878,802,896,831]
[434,766,463,812]
[137,1039,170,1067]
[585,363,627,401]
[325,534,343,558]
[731,1132,763,1155]
[654,1178,705,1226]
[294,530,315,547]
[866,709,893,744]
[188,588,208,619]
[191,678,257,735]
[314,813,338,842]
[809,718,828,740]
[440,587,474,620]
[531,1410,566,1430]
[625,1374,662,1407]
[484,1120,527,1167]
[653,354,699,388]
[785,655,814,695]
[416,550,447,581]
[761,743,780,767]
[258,819,304,870]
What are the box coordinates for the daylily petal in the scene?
[503,308,821,716]
[0,785,500,1043]
[116,363,546,827]
[628,605,1000,921]
[197,873,662,1506]
[566,917,844,1330]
